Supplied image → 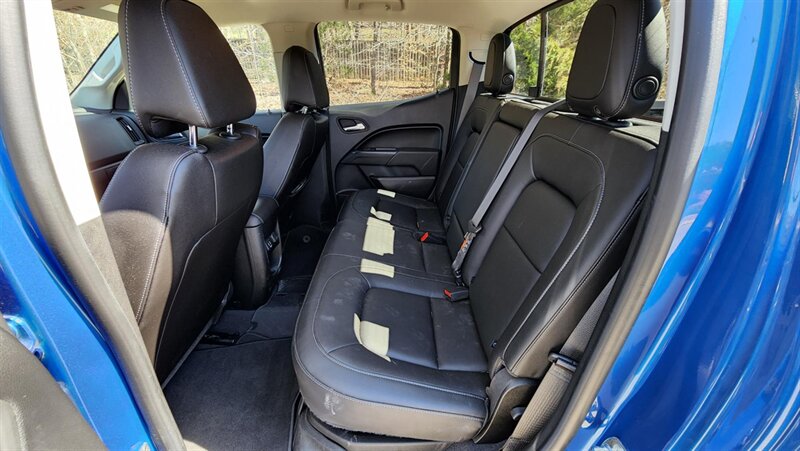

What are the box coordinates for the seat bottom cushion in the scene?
[292,253,489,442]
[324,216,454,278]
[340,189,445,234]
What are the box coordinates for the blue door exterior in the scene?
[1,0,798,449]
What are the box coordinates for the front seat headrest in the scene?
[566,0,667,120]
[119,0,256,138]
[484,33,516,96]
[281,46,330,112]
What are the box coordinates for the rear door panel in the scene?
[329,89,455,203]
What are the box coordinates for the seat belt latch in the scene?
[417,231,445,244]
[451,226,481,285]
[443,287,469,302]
[548,352,577,373]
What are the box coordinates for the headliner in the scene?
[52,0,554,33]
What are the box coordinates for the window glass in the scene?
[53,11,118,91]
[510,0,670,105]
[510,15,541,96]
[221,25,281,110]
[317,21,453,105]
[541,0,594,98]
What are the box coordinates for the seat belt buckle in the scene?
[548,353,578,373]
[443,287,469,302]
[417,231,445,244]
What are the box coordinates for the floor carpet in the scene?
[164,339,297,451]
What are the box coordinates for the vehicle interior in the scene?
[6,0,682,448]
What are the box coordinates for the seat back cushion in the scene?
[465,114,658,378]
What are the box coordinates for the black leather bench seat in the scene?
[293,253,488,442]
[293,0,666,443]
[341,188,445,234]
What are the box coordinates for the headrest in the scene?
[566,0,666,120]
[281,46,330,112]
[119,0,256,138]
[484,33,516,96]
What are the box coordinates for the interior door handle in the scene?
[343,122,366,132]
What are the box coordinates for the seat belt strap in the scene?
[451,99,566,283]
[455,53,485,132]
[504,271,619,451]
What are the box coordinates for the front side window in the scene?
[221,25,282,111]
[317,21,453,105]
[53,10,118,92]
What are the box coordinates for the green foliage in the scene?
[510,0,593,98]
[510,16,541,95]
[510,0,670,102]
[542,0,594,98]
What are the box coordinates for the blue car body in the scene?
[1,0,798,449]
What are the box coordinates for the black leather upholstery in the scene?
[259,112,328,216]
[281,46,330,112]
[337,34,517,231]
[104,0,262,381]
[484,33,516,96]
[567,0,667,119]
[119,0,255,137]
[231,46,329,306]
[294,0,666,443]
[261,46,329,224]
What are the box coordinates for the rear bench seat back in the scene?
[466,114,660,378]
[293,0,666,442]
[445,101,538,256]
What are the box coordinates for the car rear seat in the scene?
[293,0,666,443]
[325,100,542,278]
[338,32,515,235]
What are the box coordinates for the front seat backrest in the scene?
[102,0,263,381]
[256,46,329,232]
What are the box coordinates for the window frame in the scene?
[508,0,669,113]
[505,0,580,100]
[67,33,119,95]
[313,21,460,105]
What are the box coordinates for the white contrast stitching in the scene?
[122,0,145,130]
[135,149,195,321]
[608,1,646,118]
[159,0,208,127]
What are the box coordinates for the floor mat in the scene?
[279,225,328,280]
[240,291,305,341]
[164,340,297,451]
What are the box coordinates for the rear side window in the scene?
[540,0,594,98]
[510,0,670,102]
[53,10,118,91]
[317,21,453,105]
[221,25,281,110]
[509,15,541,97]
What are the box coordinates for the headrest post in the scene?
[188,125,198,149]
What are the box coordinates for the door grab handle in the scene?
[343,122,366,132]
